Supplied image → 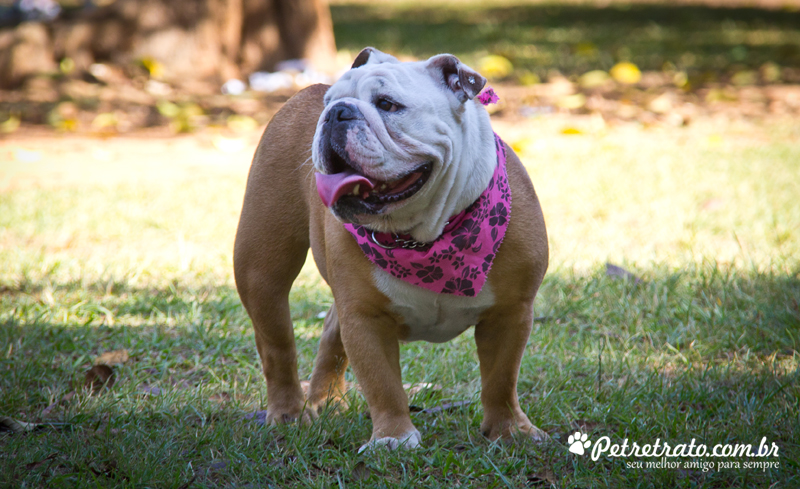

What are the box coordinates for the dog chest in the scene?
[372,269,495,343]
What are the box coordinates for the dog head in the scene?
[312,47,495,242]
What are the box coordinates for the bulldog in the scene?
[233,48,549,451]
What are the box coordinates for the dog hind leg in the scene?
[234,151,312,425]
[474,304,548,442]
[307,302,350,412]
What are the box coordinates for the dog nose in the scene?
[329,104,357,123]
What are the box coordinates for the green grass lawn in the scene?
[331,0,800,82]
[2,1,800,485]
[1,116,797,487]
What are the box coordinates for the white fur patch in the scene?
[358,429,422,453]
[373,269,495,343]
[312,53,497,243]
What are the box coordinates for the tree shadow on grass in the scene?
[0,265,798,487]
[0,323,797,488]
[332,3,800,77]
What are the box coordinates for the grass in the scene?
[2,120,798,487]
[2,0,800,486]
[331,0,800,81]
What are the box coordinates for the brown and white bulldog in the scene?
[233,48,548,451]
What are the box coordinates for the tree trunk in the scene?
[1,0,337,88]
[240,0,336,74]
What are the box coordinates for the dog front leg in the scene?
[474,304,547,442]
[338,306,420,452]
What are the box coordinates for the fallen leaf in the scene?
[579,70,610,89]
[145,80,172,96]
[404,383,442,397]
[556,93,586,110]
[731,70,757,86]
[517,70,540,86]
[40,402,58,417]
[89,460,127,481]
[673,71,689,88]
[510,137,535,154]
[664,112,686,127]
[25,453,58,470]
[137,385,163,396]
[156,100,180,118]
[616,103,639,119]
[94,350,129,366]
[244,410,268,426]
[91,112,118,131]
[761,62,782,83]
[209,392,231,403]
[41,285,55,306]
[351,461,372,482]
[0,416,38,434]
[84,365,115,392]
[41,392,77,417]
[1,114,20,133]
[610,62,642,84]
[571,419,603,432]
[527,467,557,487]
[648,93,674,114]
[140,57,164,79]
[477,55,513,80]
[705,89,737,103]
[420,400,471,414]
[605,263,642,283]
[0,416,70,434]
[176,475,197,489]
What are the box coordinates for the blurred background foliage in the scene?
[332,1,800,83]
[0,0,799,135]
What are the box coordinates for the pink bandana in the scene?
[343,134,510,297]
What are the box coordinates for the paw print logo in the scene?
[567,431,591,455]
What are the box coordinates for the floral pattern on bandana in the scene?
[344,134,510,297]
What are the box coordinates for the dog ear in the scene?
[352,48,375,68]
[426,54,486,103]
[352,47,400,69]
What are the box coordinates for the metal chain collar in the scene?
[370,230,427,250]
[369,221,450,250]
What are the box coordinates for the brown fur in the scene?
[234,84,548,442]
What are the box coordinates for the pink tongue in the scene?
[315,170,375,207]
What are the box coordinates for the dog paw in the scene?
[265,407,317,426]
[481,415,549,443]
[520,423,550,442]
[357,430,422,453]
[303,380,352,415]
[308,395,350,415]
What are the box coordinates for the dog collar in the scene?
[344,133,511,297]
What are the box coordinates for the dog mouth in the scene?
[315,156,432,211]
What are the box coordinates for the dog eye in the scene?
[376,98,399,112]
